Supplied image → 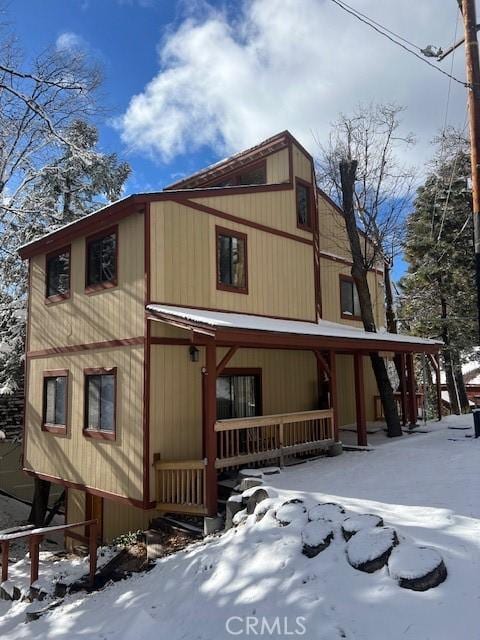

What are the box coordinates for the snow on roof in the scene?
[147,304,441,347]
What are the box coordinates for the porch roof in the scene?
[146,304,442,353]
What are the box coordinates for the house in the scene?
[441,359,480,410]
[18,131,442,543]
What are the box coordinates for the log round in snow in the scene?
[346,526,398,573]
[301,521,334,557]
[342,514,384,540]
[308,502,346,524]
[275,501,307,526]
[245,488,269,515]
[388,544,447,591]
[254,498,276,522]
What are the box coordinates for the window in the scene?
[84,368,116,440]
[42,371,68,434]
[216,227,248,293]
[296,179,312,230]
[216,371,261,419]
[45,247,70,302]
[340,275,361,319]
[85,228,117,291]
[210,161,266,187]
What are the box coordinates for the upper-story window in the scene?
[85,227,117,292]
[42,370,68,434]
[45,247,70,302]
[84,368,116,440]
[296,179,312,230]
[216,226,248,294]
[340,275,361,319]
[210,161,266,188]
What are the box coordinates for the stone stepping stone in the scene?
[342,514,383,540]
[346,526,398,573]
[242,487,270,515]
[388,544,447,591]
[0,580,21,601]
[301,521,334,557]
[238,468,263,480]
[275,500,307,526]
[308,503,346,524]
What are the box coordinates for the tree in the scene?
[317,103,416,436]
[399,130,475,414]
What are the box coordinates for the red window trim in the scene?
[83,367,117,441]
[45,245,71,305]
[339,274,362,321]
[219,367,263,415]
[85,225,118,294]
[215,226,249,295]
[295,177,313,232]
[42,369,69,435]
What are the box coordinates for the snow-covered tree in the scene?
[399,130,476,414]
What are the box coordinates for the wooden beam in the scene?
[203,340,218,516]
[328,350,339,442]
[354,352,367,446]
[406,353,418,428]
[216,345,239,376]
[398,353,408,427]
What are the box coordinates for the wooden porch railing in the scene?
[214,408,335,468]
[155,459,207,515]
[0,520,98,587]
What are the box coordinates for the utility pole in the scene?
[460,0,480,336]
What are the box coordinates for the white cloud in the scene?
[56,31,85,51]
[116,0,466,167]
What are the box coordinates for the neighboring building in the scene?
[441,359,480,410]
[19,131,441,542]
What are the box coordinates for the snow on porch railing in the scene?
[214,409,335,469]
[155,459,207,515]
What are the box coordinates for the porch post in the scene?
[203,340,218,516]
[398,353,408,426]
[353,352,367,446]
[406,352,418,428]
[328,350,339,441]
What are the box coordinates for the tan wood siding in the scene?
[336,354,379,426]
[266,148,289,183]
[29,213,145,352]
[292,143,313,182]
[25,345,144,500]
[149,201,316,320]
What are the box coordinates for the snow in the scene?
[308,502,346,523]
[274,501,307,526]
[301,520,333,547]
[346,526,397,565]
[147,304,441,347]
[0,415,479,639]
[342,513,383,535]
[388,544,443,580]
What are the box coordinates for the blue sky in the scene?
[9,0,466,281]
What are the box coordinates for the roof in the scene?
[147,304,442,353]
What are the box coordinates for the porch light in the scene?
[189,346,200,362]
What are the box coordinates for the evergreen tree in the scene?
[0,120,130,394]
[399,131,476,414]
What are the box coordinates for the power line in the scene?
[328,0,468,87]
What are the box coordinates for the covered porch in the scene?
[147,305,442,517]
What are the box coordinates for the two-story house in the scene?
[19,131,441,543]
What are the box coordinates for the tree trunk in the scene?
[440,293,461,414]
[339,159,402,437]
[452,351,470,413]
[28,478,51,527]
[384,261,398,334]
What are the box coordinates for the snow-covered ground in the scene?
[0,414,479,639]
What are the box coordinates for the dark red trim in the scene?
[354,352,367,446]
[28,337,144,359]
[203,340,217,516]
[85,493,104,543]
[41,369,69,436]
[143,202,151,506]
[23,468,148,509]
[215,225,249,295]
[85,225,118,293]
[406,353,418,427]
[295,177,313,232]
[83,367,117,441]
[45,245,71,304]
[181,199,313,246]
[339,274,362,321]
[328,350,339,441]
